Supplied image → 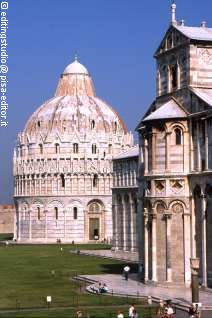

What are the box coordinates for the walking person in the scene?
[129,304,135,318]
[131,309,138,318]
[188,304,196,318]
[117,310,124,318]
[124,265,130,281]
[165,303,175,317]
[188,304,200,318]
[157,301,165,317]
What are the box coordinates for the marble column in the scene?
[18,209,21,241]
[205,120,208,170]
[29,175,32,195]
[64,210,66,240]
[189,119,194,171]
[144,138,149,174]
[196,121,201,171]
[122,195,127,251]
[183,129,190,173]
[165,132,171,172]
[151,131,156,172]
[130,198,135,252]
[165,212,172,282]
[183,211,191,287]
[191,196,196,258]
[113,199,118,249]
[29,210,32,240]
[201,194,207,287]
[151,209,157,282]
[39,176,42,195]
[45,210,48,241]
[45,175,48,195]
[21,176,24,195]
[144,208,149,282]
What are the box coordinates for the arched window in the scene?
[170,64,178,90]
[37,207,41,220]
[124,194,129,203]
[54,207,58,220]
[134,198,138,214]
[20,146,23,157]
[91,120,95,129]
[92,144,97,154]
[39,144,43,154]
[108,144,112,154]
[55,143,60,154]
[175,128,182,145]
[37,121,41,128]
[89,202,101,213]
[114,121,117,133]
[167,34,173,49]
[156,203,165,214]
[73,143,78,154]
[60,174,65,188]
[93,174,98,188]
[157,70,161,96]
[73,207,78,219]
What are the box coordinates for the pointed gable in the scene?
[143,98,188,122]
[154,25,187,57]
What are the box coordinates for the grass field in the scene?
[0,233,13,240]
[0,244,152,317]
[0,306,156,318]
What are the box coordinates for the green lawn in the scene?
[0,306,156,318]
[0,233,13,241]
[0,244,140,313]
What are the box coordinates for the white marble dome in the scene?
[63,59,89,75]
[24,58,127,141]
[13,57,133,243]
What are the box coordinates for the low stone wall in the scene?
[0,204,15,234]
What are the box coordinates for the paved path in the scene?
[77,274,212,309]
[79,249,138,263]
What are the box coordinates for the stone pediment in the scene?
[142,98,188,122]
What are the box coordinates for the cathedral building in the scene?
[136,4,212,287]
[112,146,139,252]
[13,57,133,243]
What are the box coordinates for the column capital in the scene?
[151,212,157,220]
[163,212,172,219]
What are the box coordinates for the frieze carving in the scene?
[155,180,165,194]
[198,48,212,65]
[170,179,184,193]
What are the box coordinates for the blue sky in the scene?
[0,0,212,203]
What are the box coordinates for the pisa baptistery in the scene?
[13,57,133,243]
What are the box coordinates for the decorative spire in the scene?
[171,1,177,25]
[74,53,78,62]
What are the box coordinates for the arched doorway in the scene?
[87,201,104,241]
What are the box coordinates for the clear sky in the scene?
[0,0,212,203]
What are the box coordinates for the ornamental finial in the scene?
[74,53,78,61]
[171,1,177,24]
